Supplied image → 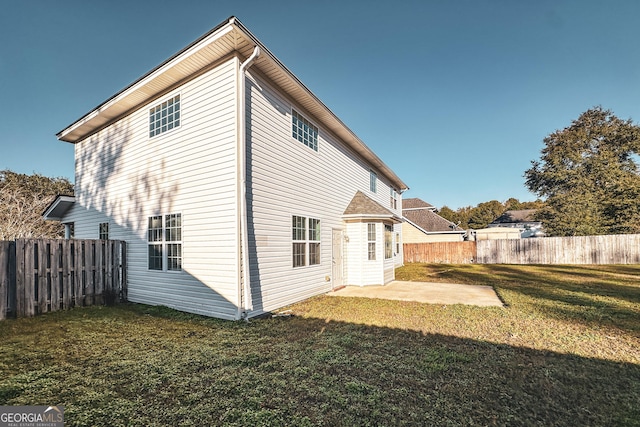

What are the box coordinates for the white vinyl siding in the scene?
[66,54,403,319]
[70,58,240,319]
[245,71,398,302]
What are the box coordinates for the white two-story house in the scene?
[44,16,408,320]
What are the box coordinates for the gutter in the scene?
[238,45,261,319]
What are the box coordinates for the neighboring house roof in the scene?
[403,209,464,233]
[491,209,539,224]
[56,16,407,192]
[343,191,401,223]
[401,197,464,234]
[402,198,435,210]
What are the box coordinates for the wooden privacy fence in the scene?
[404,241,477,264]
[0,239,127,320]
[476,234,640,264]
[404,234,640,265]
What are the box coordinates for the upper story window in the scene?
[390,188,398,209]
[370,170,377,193]
[149,95,180,138]
[292,110,318,151]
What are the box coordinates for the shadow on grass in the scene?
[0,304,639,426]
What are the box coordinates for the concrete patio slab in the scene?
[328,280,503,307]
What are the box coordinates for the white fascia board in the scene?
[343,214,402,224]
[57,23,235,142]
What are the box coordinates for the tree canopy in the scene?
[437,198,544,230]
[0,170,74,240]
[525,107,640,236]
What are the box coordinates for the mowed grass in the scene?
[0,265,638,426]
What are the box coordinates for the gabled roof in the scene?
[402,198,435,210]
[343,191,401,223]
[56,16,408,192]
[491,209,539,224]
[403,208,464,233]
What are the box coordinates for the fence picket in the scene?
[0,242,10,320]
[37,242,48,314]
[62,240,73,309]
[50,242,61,312]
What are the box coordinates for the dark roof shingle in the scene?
[404,209,463,233]
[403,198,434,209]
[344,191,395,216]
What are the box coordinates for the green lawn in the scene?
[1,264,639,426]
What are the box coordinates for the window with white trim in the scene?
[396,232,400,255]
[148,213,182,271]
[99,223,109,240]
[292,110,318,151]
[367,223,376,261]
[384,224,393,259]
[390,188,397,209]
[292,215,321,267]
[370,170,377,193]
[149,94,180,138]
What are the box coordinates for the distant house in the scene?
[488,209,544,238]
[402,198,466,243]
[43,16,408,320]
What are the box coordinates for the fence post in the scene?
[50,240,61,312]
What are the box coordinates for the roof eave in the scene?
[43,195,76,221]
[56,17,408,191]
[343,213,402,224]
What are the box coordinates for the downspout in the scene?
[238,45,261,319]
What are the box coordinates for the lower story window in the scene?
[148,213,182,271]
[384,224,393,259]
[292,215,320,267]
[99,222,109,240]
[367,223,376,261]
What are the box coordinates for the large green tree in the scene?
[0,170,74,240]
[467,200,505,229]
[438,198,545,230]
[525,107,640,236]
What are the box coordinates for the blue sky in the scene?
[2,0,640,209]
